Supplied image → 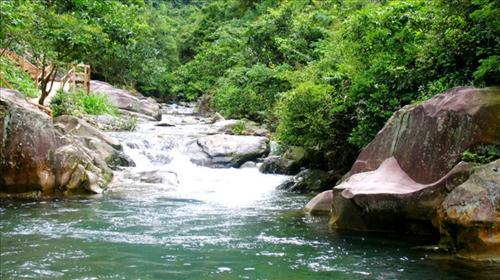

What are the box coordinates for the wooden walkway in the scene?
[1,49,91,94]
[1,49,92,116]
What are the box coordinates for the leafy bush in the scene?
[231,120,246,135]
[211,64,290,122]
[275,82,335,150]
[460,144,500,164]
[51,89,118,117]
[0,57,39,98]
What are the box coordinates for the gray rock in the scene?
[211,119,270,136]
[240,161,257,168]
[260,146,308,175]
[125,169,179,186]
[194,134,269,167]
[90,80,161,120]
[54,115,134,169]
[260,156,301,175]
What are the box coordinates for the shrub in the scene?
[211,64,290,123]
[0,57,39,98]
[117,116,138,131]
[231,120,246,135]
[51,89,118,117]
[275,82,335,150]
[460,144,500,164]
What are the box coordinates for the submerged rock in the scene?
[90,80,161,120]
[0,89,113,197]
[321,87,500,259]
[191,134,269,167]
[124,169,179,186]
[260,146,308,175]
[240,161,257,168]
[278,169,336,194]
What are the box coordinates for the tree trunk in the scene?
[38,57,57,106]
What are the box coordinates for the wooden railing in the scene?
[61,64,90,93]
[1,49,40,81]
[0,73,14,89]
[1,49,91,94]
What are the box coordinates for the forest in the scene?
[2,0,498,170]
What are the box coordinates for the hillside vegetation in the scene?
[1,0,498,170]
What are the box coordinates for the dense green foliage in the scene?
[2,0,499,170]
[0,57,39,98]
[51,90,118,117]
[1,0,180,97]
[171,0,499,169]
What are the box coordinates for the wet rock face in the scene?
[0,90,113,197]
[90,81,161,120]
[437,160,500,261]
[260,146,308,175]
[192,134,269,168]
[323,87,500,259]
[330,157,471,233]
[304,190,333,215]
[278,169,336,194]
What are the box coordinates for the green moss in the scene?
[460,144,500,164]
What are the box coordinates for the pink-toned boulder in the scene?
[304,190,333,215]
[331,157,471,233]
[329,87,500,259]
[349,87,499,183]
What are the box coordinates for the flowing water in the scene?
[1,105,499,280]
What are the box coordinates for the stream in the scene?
[1,104,498,279]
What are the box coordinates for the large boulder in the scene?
[348,87,500,182]
[0,89,113,197]
[325,87,500,245]
[190,134,269,167]
[331,157,471,234]
[437,160,500,261]
[53,115,134,168]
[90,80,161,120]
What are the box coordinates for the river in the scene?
[1,104,498,279]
